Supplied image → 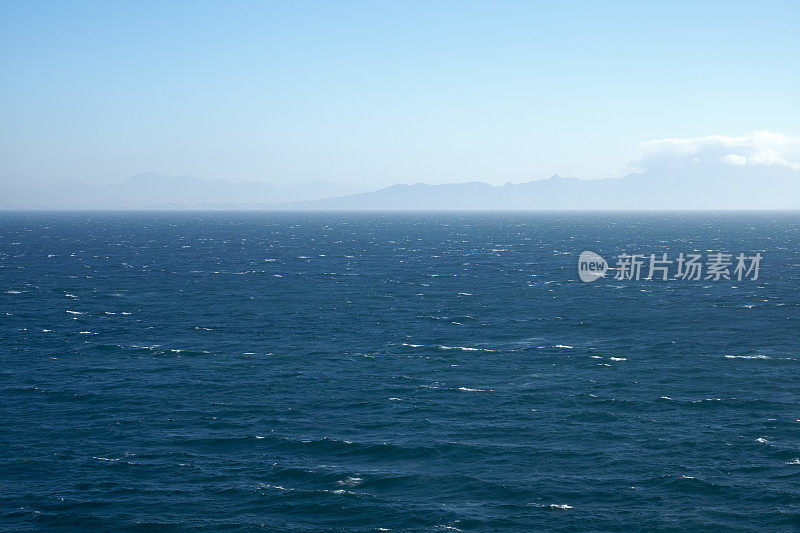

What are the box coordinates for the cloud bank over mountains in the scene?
[2,132,799,210]
[633,131,800,172]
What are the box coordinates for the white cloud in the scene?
[632,131,800,171]
[721,154,747,166]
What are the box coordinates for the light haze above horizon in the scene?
[1,0,799,196]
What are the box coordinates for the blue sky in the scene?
[1,0,798,187]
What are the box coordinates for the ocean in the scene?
[1,211,798,531]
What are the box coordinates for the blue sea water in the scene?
[1,211,799,532]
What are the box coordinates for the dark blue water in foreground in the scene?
[1,212,799,531]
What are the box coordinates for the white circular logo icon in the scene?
[578,251,607,282]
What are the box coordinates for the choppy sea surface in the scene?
[1,211,799,532]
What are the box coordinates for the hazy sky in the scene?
[1,0,798,188]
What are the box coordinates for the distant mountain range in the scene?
[2,160,799,209]
[284,158,800,210]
